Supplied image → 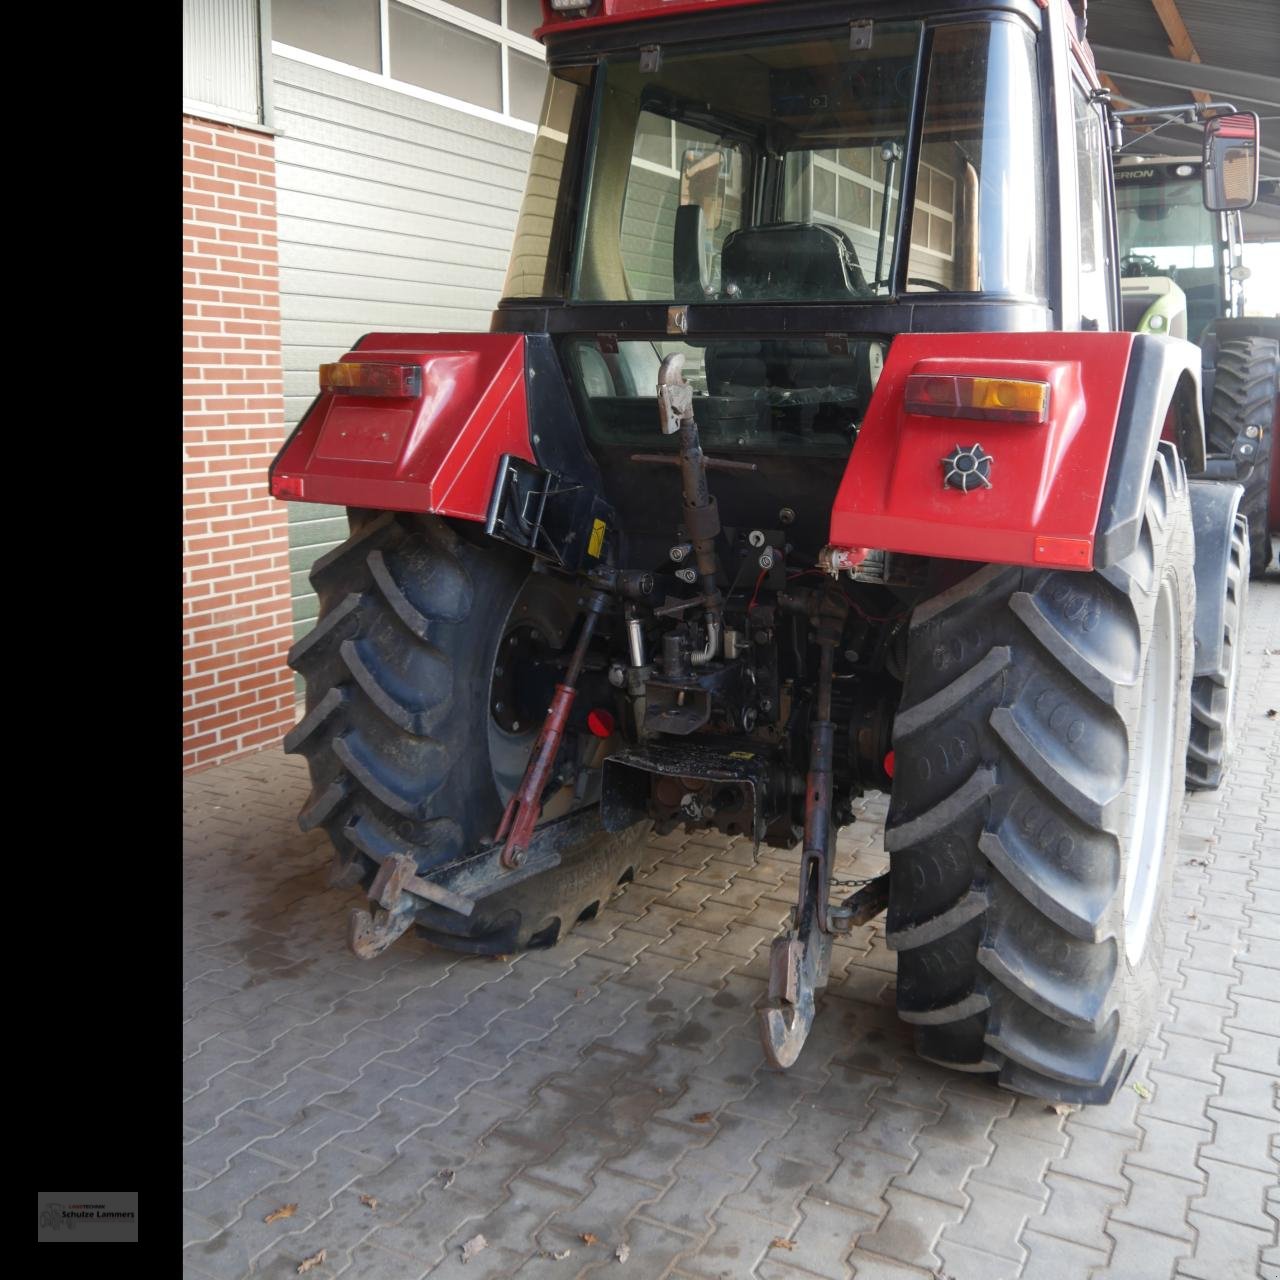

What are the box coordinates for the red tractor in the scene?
[271,0,1264,1104]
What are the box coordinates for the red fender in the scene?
[270,333,533,520]
[828,331,1139,571]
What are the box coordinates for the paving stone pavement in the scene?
[184,579,1280,1280]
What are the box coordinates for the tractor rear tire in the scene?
[1186,513,1248,791]
[884,442,1195,1104]
[1206,337,1278,576]
[285,511,645,956]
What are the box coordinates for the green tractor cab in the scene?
[1114,132,1277,577]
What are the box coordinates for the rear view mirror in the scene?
[1203,112,1260,211]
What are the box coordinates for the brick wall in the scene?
[183,115,296,772]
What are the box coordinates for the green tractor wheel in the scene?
[1207,337,1279,577]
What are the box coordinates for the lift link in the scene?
[759,602,847,1069]
[495,587,611,869]
[658,353,722,664]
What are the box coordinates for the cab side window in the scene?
[1074,83,1114,329]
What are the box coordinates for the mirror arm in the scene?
[1112,101,1236,123]
[1108,101,1240,155]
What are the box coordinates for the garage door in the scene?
[273,49,537,646]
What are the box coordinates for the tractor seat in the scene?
[720,222,872,301]
[708,224,874,434]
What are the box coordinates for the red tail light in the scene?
[319,362,422,397]
[904,373,1050,424]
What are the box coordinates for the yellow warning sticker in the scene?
[728,751,755,760]
[588,518,607,558]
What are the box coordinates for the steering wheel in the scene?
[1121,253,1160,279]
[907,277,951,292]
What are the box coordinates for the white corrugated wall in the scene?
[272,52,535,642]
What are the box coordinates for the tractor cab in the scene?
[496,0,1085,568]
[1114,157,1242,347]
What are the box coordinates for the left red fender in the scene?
[269,333,534,520]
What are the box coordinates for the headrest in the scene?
[720,222,870,301]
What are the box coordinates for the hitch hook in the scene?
[758,609,844,1070]
[760,897,832,1069]
[348,905,414,959]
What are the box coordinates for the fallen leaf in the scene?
[460,1234,488,1264]
[358,1194,378,1212]
[580,1233,600,1246]
[770,1237,795,1251]
[545,1248,572,1261]
[297,1250,326,1275]
[264,1204,298,1224]
[576,988,588,998]
[1132,1081,1152,1101]
[439,1168,456,1189]
[1047,1102,1079,1116]
[690,1112,714,1124]
[615,1243,631,1263]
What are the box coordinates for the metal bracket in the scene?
[343,808,602,960]
[827,873,891,932]
[657,352,694,432]
[369,853,475,917]
[348,853,475,960]
[849,19,873,50]
[639,44,662,73]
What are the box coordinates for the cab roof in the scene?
[535,0,1076,41]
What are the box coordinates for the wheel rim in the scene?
[1123,578,1178,966]
[1221,522,1248,769]
[488,626,544,803]
[486,573,579,810]
[1223,603,1242,767]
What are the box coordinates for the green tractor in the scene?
[1114,133,1278,578]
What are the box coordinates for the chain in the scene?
[829,873,883,889]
